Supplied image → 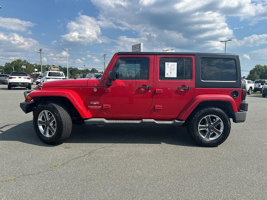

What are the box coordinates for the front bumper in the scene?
[233,100,248,123]
[254,88,262,92]
[262,89,267,96]
[20,101,34,113]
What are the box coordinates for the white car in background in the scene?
[8,72,32,90]
[41,71,65,83]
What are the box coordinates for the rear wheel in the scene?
[8,84,11,90]
[187,107,231,147]
[33,103,72,145]
[27,84,31,90]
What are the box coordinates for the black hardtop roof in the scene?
[117,52,238,57]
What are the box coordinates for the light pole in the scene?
[220,39,232,53]
[63,48,69,79]
[103,54,106,72]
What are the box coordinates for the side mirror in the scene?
[108,71,116,81]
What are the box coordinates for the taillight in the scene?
[242,89,247,100]
[9,77,14,79]
[46,77,50,79]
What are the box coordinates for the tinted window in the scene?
[201,58,237,81]
[114,57,149,80]
[48,72,64,77]
[159,57,192,80]
[11,72,28,76]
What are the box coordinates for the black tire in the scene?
[247,88,252,95]
[263,94,266,97]
[187,107,231,147]
[8,84,11,90]
[27,84,31,90]
[33,103,72,145]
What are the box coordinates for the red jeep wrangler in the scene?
[20,52,248,147]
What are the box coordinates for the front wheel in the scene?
[187,108,231,147]
[248,88,252,95]
[33,103,72,145]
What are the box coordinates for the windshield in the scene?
[255,80,266,84]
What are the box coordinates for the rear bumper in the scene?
[233,101,248,123]
[20,101,34,113]
[9,82,30,87]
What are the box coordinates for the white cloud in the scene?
[75,59,83,64]
[87,54,101,63]
[0,17,34,32]
[0,32,38,51]
[62,15,102,44]
[91,0,267,52]
[243,54,251,60]
[252,48,267,60]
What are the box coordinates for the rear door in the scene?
[152,55,195,119]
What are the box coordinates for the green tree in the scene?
[247,65,267,80]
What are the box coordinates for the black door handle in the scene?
[178,86,191,90]
[138,86,151,90]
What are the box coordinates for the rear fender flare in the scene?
[178,95,238,121]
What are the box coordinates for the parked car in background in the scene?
[0,74,9,84]
[243,79,254,94]
[35,75,43,85]
[76,74,87,79]
[8,72,31,90]
[86,73,103,79]
[40,71,65,83]
[254,80,267,93]
[262,83,267,97]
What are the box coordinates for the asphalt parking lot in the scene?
[0,84,266,200]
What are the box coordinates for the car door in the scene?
[101,56,154,118]
[152,55,195,119]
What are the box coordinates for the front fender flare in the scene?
[28,89,92,119]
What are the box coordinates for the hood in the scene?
[41,78,100,88]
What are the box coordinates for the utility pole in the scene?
[220,39,232,53]
[37,49,43,73]
[63,48,69,79]
[103,54,107,71]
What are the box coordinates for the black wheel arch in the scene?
[33,96,82,122]
[186,101,234,124]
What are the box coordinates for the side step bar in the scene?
[84,118,184,125]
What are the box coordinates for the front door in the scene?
[101,56,154,119]
[152,55,195,119]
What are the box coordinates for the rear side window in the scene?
[201,58,237,81]
[48,72,64,77]
[159,57,192,80]
[114,57,149,80]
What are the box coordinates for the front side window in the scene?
[114,57,149,80]
[201,58,237,81]
[159,57,192,80]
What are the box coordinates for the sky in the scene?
[1,0,267,76]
